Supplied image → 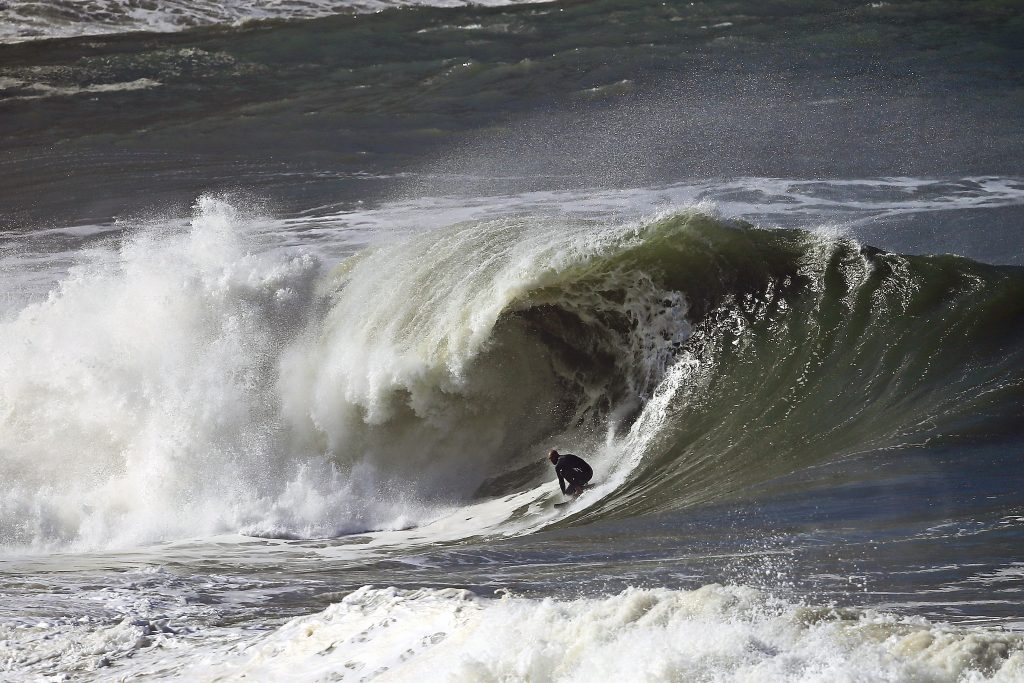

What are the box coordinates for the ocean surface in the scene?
[2,0,1024,680]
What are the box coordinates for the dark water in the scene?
[3,0,1023,229]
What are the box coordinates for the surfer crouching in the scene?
[548,449,593,496]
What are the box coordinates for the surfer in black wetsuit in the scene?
[548,449,593,496]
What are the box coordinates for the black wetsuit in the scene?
[554,453,593,495]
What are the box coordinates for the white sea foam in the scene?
[0,0,554,44]
[110,584,1021,682]
[0,197,325,548]
[0,196,452,549]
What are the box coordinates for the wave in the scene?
[1,197,1022,550]
[94,584,1022,681]
[0,0,552,44]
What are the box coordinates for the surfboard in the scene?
[554,484,594,507]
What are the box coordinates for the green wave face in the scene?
[582,216,1024,518]
[305,211,1024,520]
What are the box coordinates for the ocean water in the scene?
[2,1,1024,681]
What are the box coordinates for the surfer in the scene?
[548,449,593,496]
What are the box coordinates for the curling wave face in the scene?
[1,197,1023,550]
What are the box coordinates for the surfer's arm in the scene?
[556,468,568,494]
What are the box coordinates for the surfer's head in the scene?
[548,449,559,464]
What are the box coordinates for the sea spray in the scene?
[0,197,340,548]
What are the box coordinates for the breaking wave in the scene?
[1,197,1023,550]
